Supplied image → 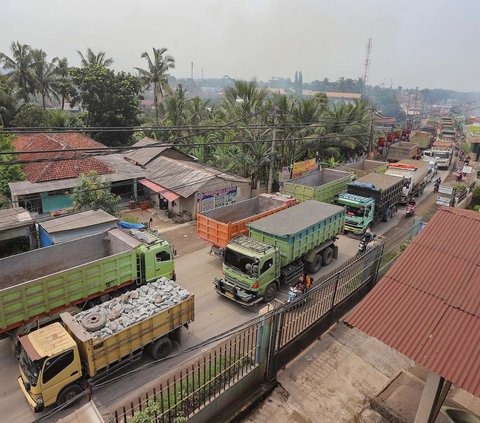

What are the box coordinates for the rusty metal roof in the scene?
[346,207,480,397]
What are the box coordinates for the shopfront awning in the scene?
[138,179,180,202]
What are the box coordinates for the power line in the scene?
[0,132,375,162]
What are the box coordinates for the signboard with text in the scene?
[291,159,317,178]
[196,186,238,213]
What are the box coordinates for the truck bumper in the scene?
[344,224,366,235]
[18,377,44,412]
[213,278,262,306]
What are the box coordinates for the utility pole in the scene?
[191,62,194,80]
[368,106,374,158]
[267,109,278,194]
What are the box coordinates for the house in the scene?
[125,137,251,217]
[38,209,118,246]
[9,133,146,215]
[0,207,36,257]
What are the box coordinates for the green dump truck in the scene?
[337,173,404,234]
[213,200,345,305]
[284,168,352,203]
[0,228,175,348]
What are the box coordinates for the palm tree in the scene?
[185,97,212,125]
[77,48,114,67]
[53,57,72,110]
[0,41,34,103]
[135,47,175,123]
[30,49,59,109]
[0,75,18,126]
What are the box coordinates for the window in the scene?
[260,259,273,274]
[156,251,171,262]
[43,350,74,384]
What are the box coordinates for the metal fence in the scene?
[107,220,423,423]
[110,322,261,423]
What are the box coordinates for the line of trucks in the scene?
[199,158,434,306]
[0,228,194,411]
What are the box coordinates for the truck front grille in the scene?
[225,274,251,290]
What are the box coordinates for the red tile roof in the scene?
[346,207,480,397]
[14,133,113,182]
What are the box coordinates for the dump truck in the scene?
[337,173,404,234]
[384,159,430,202]
[213,200,345,305]
[18,279,194,411]
[283,168,352,203]
[196,193,296,254]
[0,228,176,348]
[424,142,454,169]
[387,141,420,162]
[409,130,432,150]
[340,159,387,178]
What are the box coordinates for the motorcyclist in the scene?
[362,227,375,243]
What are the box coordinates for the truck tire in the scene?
[263,282,278,302]
[149,337,172,360]
[322,247,334,266]
[306,253,322,273]
[81,312,107,332]
[57,383,83,406]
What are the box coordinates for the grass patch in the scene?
[120,214,140,224]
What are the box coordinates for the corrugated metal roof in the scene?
[124,137,169,166]
[0,207,33,231]
[145,156,250,198]
[40,210,118,234]
[346,207,480,397]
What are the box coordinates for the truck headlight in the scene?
[30,392,43,404]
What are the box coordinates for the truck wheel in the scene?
[149,337,173,360]
[81,312,107,332]
[263,282,278,302]
[57,384,82,406]
[307,253,323,273]
[322,247,334,266]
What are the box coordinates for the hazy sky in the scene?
[2,0,479,91]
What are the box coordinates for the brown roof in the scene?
[0,207,33,231]
[346,207,480,397]
[14,133,112,182]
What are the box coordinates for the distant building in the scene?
[302,90,361,105]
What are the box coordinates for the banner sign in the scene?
[196,186,238,213]
[291,158,317,178]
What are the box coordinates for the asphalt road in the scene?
[0,169,449,423]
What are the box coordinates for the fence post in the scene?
[265,313,279,381]
[372,242,385,286]
[331,273,341,309]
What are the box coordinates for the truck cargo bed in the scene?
[284,169,352,203]
[341,160,387,177]
[62,289,194,377]
[247,200,345,266]
[196,195,293,248]
[0,229,141,333]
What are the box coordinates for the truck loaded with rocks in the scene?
[18,278,194,411]
[0,228,176,353]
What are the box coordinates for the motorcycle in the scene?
[456,170,463,182]
[405,201,416,217]
[433,182,440,193]
[358,239,368,255]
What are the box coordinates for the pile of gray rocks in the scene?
[74,278,190,339]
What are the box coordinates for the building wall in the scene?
[177,179,251,217]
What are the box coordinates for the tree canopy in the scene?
[71,171,120,216]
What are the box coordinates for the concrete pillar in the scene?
[414,372,451,423]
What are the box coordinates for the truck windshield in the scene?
[20,348,42,387]
[345,206,365,217]
[224,249,257,274]
[434,152,450,159]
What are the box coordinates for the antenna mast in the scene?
[363,38,372,89]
